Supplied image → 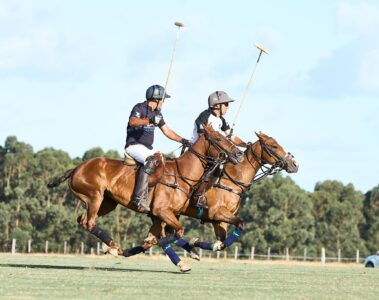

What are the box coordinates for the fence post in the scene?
[64,241,67,254]
[338,248,341,263]
[96,242,100,255]
[234,246,238,260]
[267,247,271,260]
[90,248,94,255]
[184,250,187,257]
[149,247,153,256]
[217,250,220,259]
[285,247,289,261]
[11,238,16,255]
[356,249,360,263]
[251,246,255,260]
[303,248,307,261]
[321,247,325,265]
[224,250,227,259]
[28,240,32,253]
[81,242,84,255]
[132,242,135,248]
[199,248,203,259]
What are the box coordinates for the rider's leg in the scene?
[125,145,158,213]
[192,164,222,208]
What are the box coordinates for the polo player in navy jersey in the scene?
[125,84,191,213]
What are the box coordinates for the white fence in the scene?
[4,238,365,264]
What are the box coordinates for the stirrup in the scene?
[134,198,151,214]
[195,195,208,209]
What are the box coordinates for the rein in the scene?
[158,131,233,196]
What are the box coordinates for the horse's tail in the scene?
[47,168,75,188]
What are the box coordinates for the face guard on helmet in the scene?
[146,85,171,101]
[208,91,235,107]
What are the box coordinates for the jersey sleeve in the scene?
[220,116,231,132]
[195,110,210,132]
[129,103,143,119]
[157,112,166,128]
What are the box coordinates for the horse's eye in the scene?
[215,138,221,142]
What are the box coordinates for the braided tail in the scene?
[47,168,75,188]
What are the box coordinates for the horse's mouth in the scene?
[230,150,244,165]
[285,159,299,173]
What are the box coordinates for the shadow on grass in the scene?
[0,263,185,275]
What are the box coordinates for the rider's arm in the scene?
[128,117,149,127]
[160,124,183,142]
[224,129,248,148]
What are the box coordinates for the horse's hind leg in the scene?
[88,197,124,255]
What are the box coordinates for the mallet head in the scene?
[174,21,185,28]
[255,43,269,54]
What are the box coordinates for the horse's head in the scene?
[199,124,244,165]
[254,132,299,173]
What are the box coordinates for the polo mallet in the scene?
[161,21,185,100]
[230,43,269,134]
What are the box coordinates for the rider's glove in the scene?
[149,113,163,126]
[180,138,192,148]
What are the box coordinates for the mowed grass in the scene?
[0,254,377,300]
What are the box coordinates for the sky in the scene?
[0,0,378,193]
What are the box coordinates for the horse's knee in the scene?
[87,220,96,231]
[177,228,184,238]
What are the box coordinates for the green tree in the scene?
[311,180,367,257]
[239,174,315,256]
[361,185,379,253]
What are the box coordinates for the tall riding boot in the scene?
[133,167,150,213]
[193,165,222,209]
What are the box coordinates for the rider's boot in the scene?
[133,155,158,214]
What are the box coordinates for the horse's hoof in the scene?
[189,250,200,261]
[178,261,191,272]
[189,237,199,247]
[212,241,223,252]
[102,243,119,257]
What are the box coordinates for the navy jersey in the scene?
[125,102,166,150]
[191,108,230,142]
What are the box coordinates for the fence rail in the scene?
[1,238,366,264]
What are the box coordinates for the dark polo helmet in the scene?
[146,85,171,100]
[208,91,235,107]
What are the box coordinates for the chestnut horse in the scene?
[47,124,243,251]
[122,132,298,260]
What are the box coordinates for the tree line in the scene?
[0,136,378,257]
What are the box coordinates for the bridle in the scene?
[159,129,239,196]
[213,136,293,196]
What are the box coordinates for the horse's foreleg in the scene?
[192,208,244,251]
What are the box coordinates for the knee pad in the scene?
[143,155,159,175]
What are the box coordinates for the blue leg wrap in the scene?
[122,246,145,257]
[222,227,244,248]
[90,225,113,245]
[198,242,214,250]
[157,234,179,246]
[174,238,192,252]
[162,244,181,265]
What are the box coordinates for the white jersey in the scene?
[191,108,230,142]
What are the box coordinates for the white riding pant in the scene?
[125,144,156,164]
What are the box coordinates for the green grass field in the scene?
[0,254,377,300]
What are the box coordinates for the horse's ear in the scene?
[202,123,211,132]
[255,131,263,139]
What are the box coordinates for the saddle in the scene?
[124,152,165,187]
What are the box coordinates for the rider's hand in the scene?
[149,113,163,126]
[180,138,192,148]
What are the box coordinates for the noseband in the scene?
[248,137,292,182]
